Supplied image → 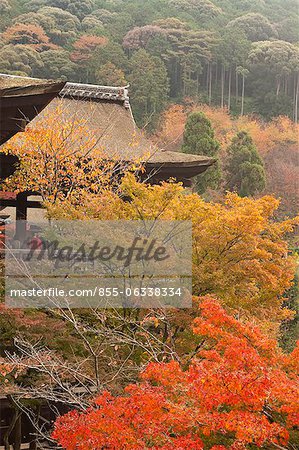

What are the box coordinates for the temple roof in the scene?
[40,81,215,176]
[0,73,63,93]
[1,75,215,183]
[60,82,130,107]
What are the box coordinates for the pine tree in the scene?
[181,111,221,194]
[225,131,266,196]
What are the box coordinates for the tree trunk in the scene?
[173,59,178,96]
[284,76,288,95]
[295,73,299,124]
[182,63,186,97]
[3,405,21,450]
[206,62,209,93]
[178,61,183,96]
[176,60,180,96]
[221,64,225,109]
[235,69,239,105]
[276,77,281,96]
[241,74,245,116]
[209,63,212,105]
[13,412,22,450]
[228,67,232,111]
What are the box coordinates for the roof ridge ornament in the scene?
[60,82,131,108]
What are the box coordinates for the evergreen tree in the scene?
[181,112,221,194]
[128,49,169,128]
[227,13,277,41]
[225,131,266,197]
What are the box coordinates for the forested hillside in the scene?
[0,0,298,127]
[1,3,299,448]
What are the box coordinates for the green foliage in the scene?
[0,0,10,13]
[60,0,95,20]
[248,40,299,119]
[13,11,57,33]
[38,49,78,80]
[0,0,298,123]
[276,15,299,43]
[253,92,294,119]
[0,43,43,75]
[216,28,250,68]
[249,40,299,77]
[37,6,80,45]
[214,0,266,16]
[81,14,104,33]
[128,49,169,128]
[182,112,221,194]
[182,112,219,156]
[25,0,95,19]
[88,41,129,83]
[168,0,222,20]
[227,13,277,41]
[225,131,266,197]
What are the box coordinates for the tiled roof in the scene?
[60,82,130,108]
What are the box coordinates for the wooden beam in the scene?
[0,199,42,209]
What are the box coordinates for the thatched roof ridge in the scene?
[60,82,130,107]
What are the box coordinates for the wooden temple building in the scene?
[0,74,215,447]
[0,73,215,241]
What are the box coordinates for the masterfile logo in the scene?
[5,220,192,309]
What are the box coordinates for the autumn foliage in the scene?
[155,103,299,156]
[46,173,297,332]
[2,23,57,51]
[1,105,137,203]
[155,104,299,215]
[53,297,299,449]
[1,109,297,447]
[71,35,108,62]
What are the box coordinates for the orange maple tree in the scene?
[2,23,57,51]
[53,297,299,450]
[71,34,108,63]
[155,103,298,217]
[155,103,299,156]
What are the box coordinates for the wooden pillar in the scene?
[14,192,28,244]
[13,411,21,450]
